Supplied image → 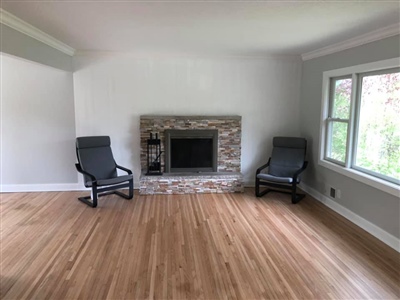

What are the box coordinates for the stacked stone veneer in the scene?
[139,115,244,195]
[140,116,241,172]
[140,173,244,195]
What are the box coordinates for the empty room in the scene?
[1,1,399,299]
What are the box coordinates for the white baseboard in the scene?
[1,181,141,193]
[299,182,400,252]
[1,183,84,192]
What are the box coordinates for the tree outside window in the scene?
[325,69,400,185]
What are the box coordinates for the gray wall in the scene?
[300,35,400,238]
[1,24,77,189]
[0,24,73,72]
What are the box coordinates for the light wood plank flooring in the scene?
[1,189,399,299]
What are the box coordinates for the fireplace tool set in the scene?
[146,132,163,175]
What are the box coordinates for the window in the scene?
[320,58,400,196]
[325,77,352,164]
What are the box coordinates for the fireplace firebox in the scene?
[165,129,218,173]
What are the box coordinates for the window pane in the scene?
[327,121,348,163]
[332,78,352,119]
[355,71,400,181]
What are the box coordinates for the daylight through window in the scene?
[353,70,400,183]
[321,59,400,189]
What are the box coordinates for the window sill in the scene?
[318,159,400,197]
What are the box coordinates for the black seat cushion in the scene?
[256,173,300,184]
[86,174,133,187]
[267,137,306,178]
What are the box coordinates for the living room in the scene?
[1,1,399,299]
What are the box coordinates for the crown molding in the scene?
[302,23,400,61]
[0,8,75,56]
[74,50,302,61]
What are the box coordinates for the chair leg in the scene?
[92,186,98,207]
[255,178,271,197]
[78,181,134,207]
[113,190,132,199]
[113,179,134,200]
[255,177,260,197]
[78,196,98,207]
[78,185,98,208]
[128,179,134,199]
[291,183,305,204]
[257,188,271,198]
[291,182,297,203]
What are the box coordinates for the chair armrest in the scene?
[293,161,308,179]
[75,163,97,181]
[116,164,133,175]
[256,158,271,175]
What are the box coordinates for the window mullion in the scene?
[327,118,349,122]
[325,120,332,159]
[346,73,358,168]
[324,79,335,159]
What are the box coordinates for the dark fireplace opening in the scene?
[171,138,213,168]
[165,129,218,173]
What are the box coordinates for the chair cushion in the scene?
[76,136,111,149]
[257,173,300,184]
[76,136,118,182]
[78,147,118,180]
[273,137,306,149]
[86,175,133,187]
[268,137,306,178]
[269,147,305,177]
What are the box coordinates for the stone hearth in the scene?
[139,115,244,195]
[140,172,243,195]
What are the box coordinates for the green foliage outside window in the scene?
[333,78,352,119]
[330,122,347,162]
[328,78,351,162]
[355,72,400,180]
[328,72,400,182]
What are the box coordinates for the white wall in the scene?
[1,54,77,190]
[73,54,302,185]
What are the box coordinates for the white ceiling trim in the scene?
[301,23,400,61]
[0,8,75,56]
[74,50,302,61]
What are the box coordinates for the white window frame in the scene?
[324,75,352,166]
[319,57,400,197]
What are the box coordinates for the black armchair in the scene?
[255,137,308,204]
[75,136,133,208]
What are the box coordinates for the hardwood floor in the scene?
[1,189,399,299]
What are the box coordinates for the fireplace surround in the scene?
[139,115,244,194]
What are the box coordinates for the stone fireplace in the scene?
[139,115,244,194]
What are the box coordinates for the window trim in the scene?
[319,57,400,197]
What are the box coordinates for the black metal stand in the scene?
[147,137,163,175]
